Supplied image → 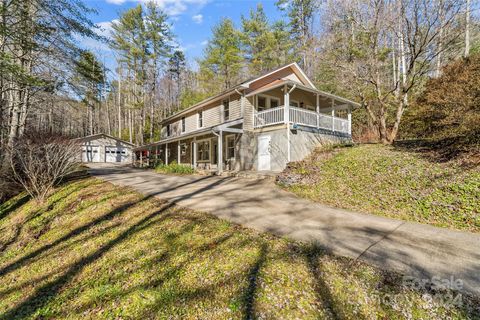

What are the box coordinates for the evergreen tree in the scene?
[241,4,294,74]
[75,50,105,135]
[110,2,173,144]
[277,0,317,74]
[198,18,243,92]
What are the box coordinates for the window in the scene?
[258,95,280,111]
[180,143,187,156]
[181,117,186,133]
[198,111,203,128]
[291,100,299,108]
[257,96,267,111]
[223,99,230,121]
[166,124,171,137]
[197,140,210,161]
[226,136,235,159]
[270,98,279,109]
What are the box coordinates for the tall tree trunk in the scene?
[465,0,470,57]
[128,109,132,144]
[118,76,122,138]
[436,1,444,77]
[106,99,111,135]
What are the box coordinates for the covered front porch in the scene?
[133,120,243,175]
[248,81,356,135]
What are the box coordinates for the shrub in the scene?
[6,133,81,202]
[155,161,195,175]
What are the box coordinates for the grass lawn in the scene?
[278,144,480,233]
[0,177,479,319]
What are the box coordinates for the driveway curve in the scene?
[88,163,480,296]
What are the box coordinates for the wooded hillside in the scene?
[0,0,479,147]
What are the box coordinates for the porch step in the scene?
[221,170,278,181]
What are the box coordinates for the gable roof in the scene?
[74,133,136,147]
[241,62,316,89]
[161,62,316,124]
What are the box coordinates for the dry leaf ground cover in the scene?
[0,177,479,319]
[278,144,480,233]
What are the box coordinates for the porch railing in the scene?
[254,105,350,134]
[254,106,285,128]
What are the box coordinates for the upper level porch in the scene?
[246,80,353,135]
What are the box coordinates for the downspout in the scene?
[234,89,244,118]
[211,129,224,175]
[286,84,296,163]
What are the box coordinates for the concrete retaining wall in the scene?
[237,126,351,172]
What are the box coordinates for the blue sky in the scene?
[81,0,285,77]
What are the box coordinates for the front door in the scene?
[257,135,271,171]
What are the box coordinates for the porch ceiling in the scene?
[134,118,244,151]
[245,80,361,109]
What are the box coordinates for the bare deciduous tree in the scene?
[8,134,81,202]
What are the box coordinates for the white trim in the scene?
[242,62,316,89]
[222,96,230,122]
[75,133,136,147]
[225,134,236,160]
[197,110,203,129]
[196,138,211,163]
[181,116,186,133]
[290,99,299,108]
[257,94,281,111]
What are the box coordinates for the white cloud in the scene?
[105,0,209,17]
[76,19,117,53]
[200,40,208,46]
[192,14,203,24]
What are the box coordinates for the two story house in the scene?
[134,63,359,173]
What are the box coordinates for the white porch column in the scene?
[347,106,352,135]
[140,151,143,167]
[217,130,223,174]
[165,143,168,164]
[284,84,291,162]
[155,145,159,163]
[316,93,320,129]
[331,99,335,132]
[177,141,181,164]
[193,137,197,169]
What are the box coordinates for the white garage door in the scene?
[82,146,100,162]
[105,146,128,163]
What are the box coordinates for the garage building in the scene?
[75,133,135,164]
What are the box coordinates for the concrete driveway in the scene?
[88,163,480,296]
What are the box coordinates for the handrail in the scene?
[254,105,350,134]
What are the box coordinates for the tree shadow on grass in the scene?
[393,132,480,167]
[242,242,267,320]
[301,244,341,320]
[0,196,149,278]
[0,199,175,320]
[0,174,240,319]
[0,194,30,222]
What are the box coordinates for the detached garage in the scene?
[75,133,135,164]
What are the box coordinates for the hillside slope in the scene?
[0,178,479,319]
[278,144,480,233]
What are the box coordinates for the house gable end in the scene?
[246,63,316,93]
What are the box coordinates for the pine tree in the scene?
[75,50,105,135]
[198,18,243,92]
[277,0,317,74]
